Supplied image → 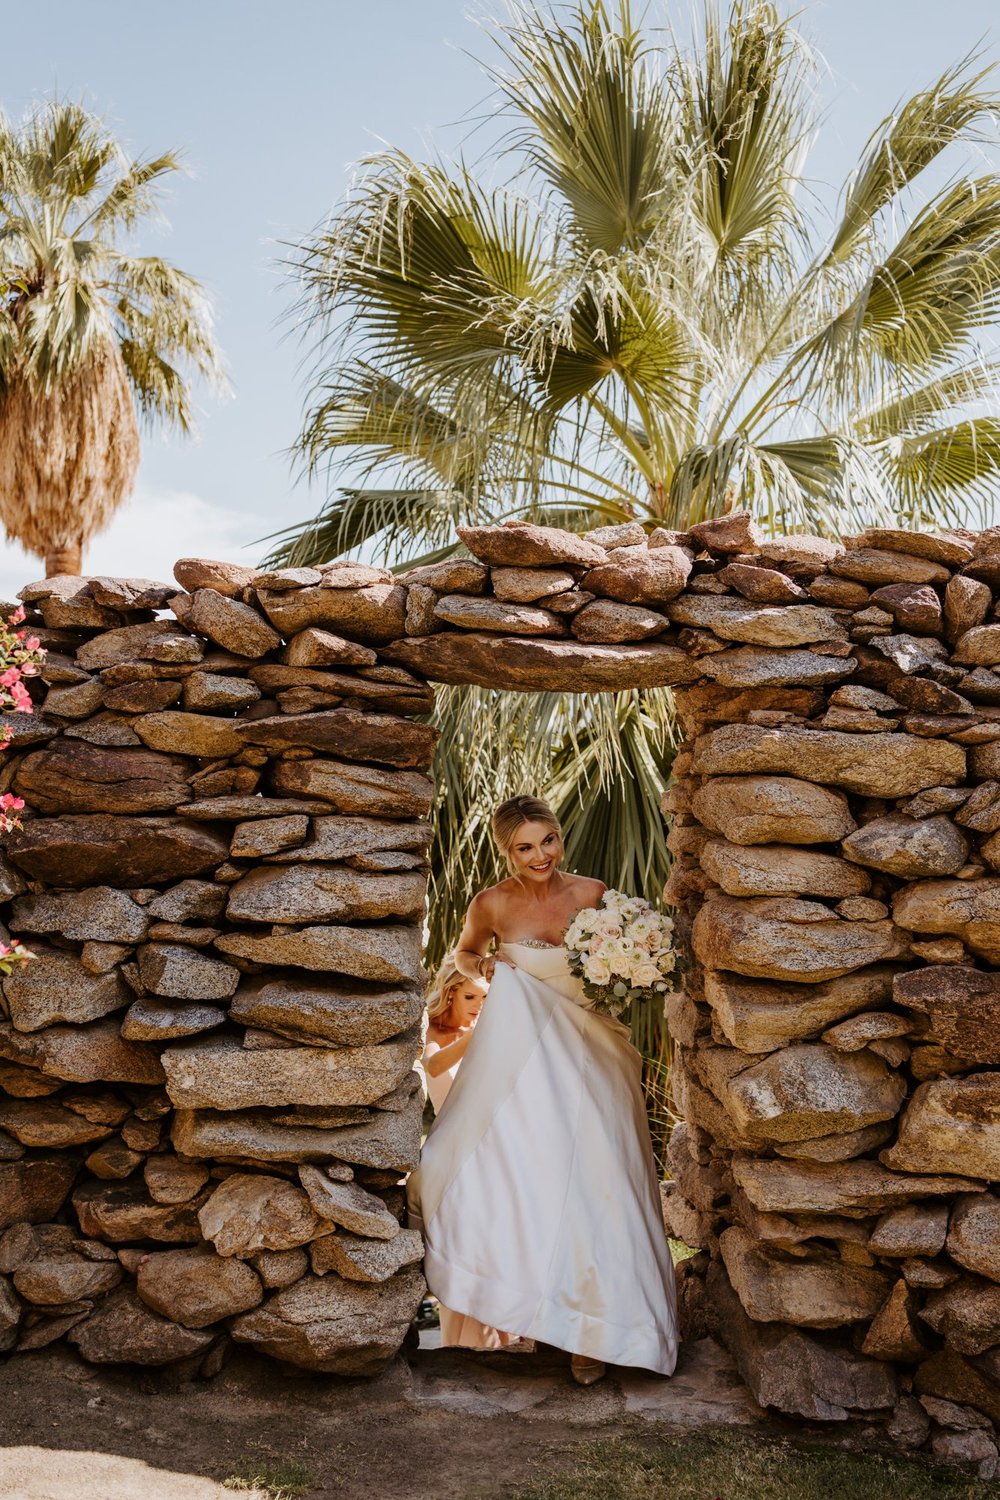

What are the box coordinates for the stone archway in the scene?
[0,515,998,1446]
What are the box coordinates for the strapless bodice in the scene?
[498,941,578,999]
[497,942,628,1034]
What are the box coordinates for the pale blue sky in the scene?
[1,0,998,590]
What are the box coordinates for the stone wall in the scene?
[0,515,997,1460]
[661,515,1000,1456]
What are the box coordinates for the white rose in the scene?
[585,957,612,985]
[605,941,633,974]
[632,961,660,987]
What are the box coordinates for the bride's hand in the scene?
[482,955,516,981]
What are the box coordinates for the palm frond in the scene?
[807,176,1000,403]
[854,361,1000,440]
[880,417,1000,527]
[828,56,999,263]
[668,428,896,534]
[490,0,676,254]
[262,486,475,568]
[672,1,811,285]
[82,151,184,236]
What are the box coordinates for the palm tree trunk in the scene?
[45,542,82,577]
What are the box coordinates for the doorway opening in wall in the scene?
[418,678,679,1173]
[413,675,686,1359]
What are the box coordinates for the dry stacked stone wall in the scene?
[0,514,996,1458]
[661,514,1000,1457]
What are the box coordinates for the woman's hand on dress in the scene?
[480,955,515,982]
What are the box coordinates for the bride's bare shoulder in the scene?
[470,876,515,906]
[566,873,606,904]
[467,880,516,918]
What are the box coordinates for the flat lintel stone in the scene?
[382,633,700,691]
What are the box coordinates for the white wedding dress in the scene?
[407,941,679,1375]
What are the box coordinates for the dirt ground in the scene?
[0,1336,766,1500]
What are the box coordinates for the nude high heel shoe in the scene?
[570,1354,607,1386]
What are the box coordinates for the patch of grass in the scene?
[506,1434,993,1500]
[223,1450,315,1500]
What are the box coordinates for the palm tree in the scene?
[0,100,224,577]
[271,0,1000,1140]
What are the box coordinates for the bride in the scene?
[407,794,679,1386]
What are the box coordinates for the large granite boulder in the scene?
[458,521,606,568]
[946,1194,1000,1282]
[721,1227,890,1327]
[707,1260,896,1420]
[893,966,1000,1065]
[136,1246,264,1327]
[172,1094,421,1173]
[689,775,856,845]
[238,708,437,770]
[0,1019,164,1085]
[215,923,424,984]
[1,948,130,1031]
[668,596,846,646]
[256,583,407,644]
[722,1045,906,1143]
[229,976,422,1047]
[265,815,431,866]
[882,1073,1000,1179]
[842,814,969,878]
[732,1156,984,1215]
[298,1166,400,1238]
[383,633,700,692]
[270,759,434,819]
[893,880,1000,965]
[225,865,426,925]
[0,1156,80,1231]
[691,724,965,797]
[9,887,150,944]
[187,588,280,656]
[14,743,192,815]
[704,968,895,1052]
[919,1278,1000,1356]
[310,1228,424,1284]
[693,896,909,983]
[161,1034,416,1110]
[73,1181,205,1243]
[699,840,870,899]
[68,1287,214,1364]
[4,816,227,887]
[137,944,240,1002]
[198,1173,330,1256]
[230,1265,425,1374]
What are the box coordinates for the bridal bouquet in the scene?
[564,890,677,1020]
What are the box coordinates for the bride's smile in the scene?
[510,824,564,884]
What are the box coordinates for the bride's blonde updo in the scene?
[492,794,563,874]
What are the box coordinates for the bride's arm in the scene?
[454,891,512,982]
